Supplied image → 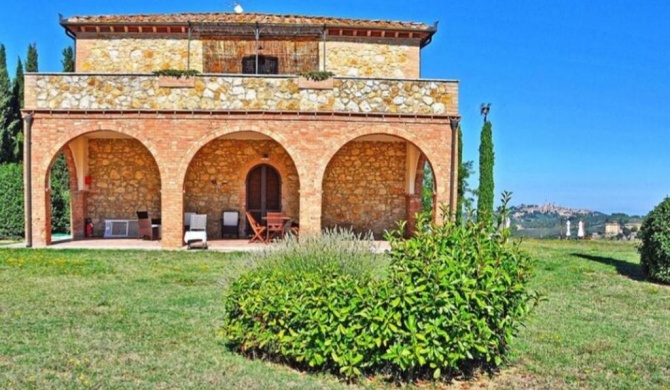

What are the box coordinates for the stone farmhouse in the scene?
[23,11,460,248]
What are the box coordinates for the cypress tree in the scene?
[0,44,18,163]
[13,58,23,107]
[62,46,74,72]
[9,58,24,161]
[25,43,38,72]
[477,120,494,223]
[0,45,9,92]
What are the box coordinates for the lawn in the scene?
[1,241,669,389]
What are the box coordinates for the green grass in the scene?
[0,250,353,389]
[1,241,669,389]
[502,240,670,390]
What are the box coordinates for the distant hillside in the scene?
[508,203,645,239]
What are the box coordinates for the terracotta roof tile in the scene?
[63,12,434,32]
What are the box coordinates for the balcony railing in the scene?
[24,73,458,116]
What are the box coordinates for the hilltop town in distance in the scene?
[509,203,644,240]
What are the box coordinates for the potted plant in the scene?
[297,71,335,90]
[154,69,200,88]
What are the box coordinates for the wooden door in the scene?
[246,164,281,234]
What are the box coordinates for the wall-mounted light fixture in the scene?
[261,153,269,161]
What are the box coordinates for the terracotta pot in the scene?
[297,76,334,90]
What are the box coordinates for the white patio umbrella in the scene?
[566,220,571,238]
[578,220,585,239]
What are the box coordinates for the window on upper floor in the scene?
[203,39,319,75]
[242,56,279,75]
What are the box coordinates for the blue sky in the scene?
[1,0,668,215]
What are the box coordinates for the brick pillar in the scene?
[161,183,184,249]
[44,189,52,246]
[405,194,422,237]
[299,185,322,236]
[71,191,86,239]
[30,168,49,248]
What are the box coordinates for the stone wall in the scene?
[26,74,458,116]
[73,37,419,78]
[184,138,300,238]
[322,140,407,237]
[324,39,421,79]
[86,139,161,236]
[76,38,204,73]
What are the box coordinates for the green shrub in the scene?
[220,197,538,382]
[0,163,24,239]
[298,71,335,81]
[638,197,670,284]
[220,228,386,289]
[152,69,200,78]
[382,201,537,379]
[50,152,71,234]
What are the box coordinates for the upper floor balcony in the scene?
[24,73,459,116]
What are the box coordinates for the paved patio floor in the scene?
[5,238,391,253]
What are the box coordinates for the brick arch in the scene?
[38,129,163,244]
[319,129,443,237]
[317,127,441,191]
[178,127,305,190]
[40,129,163,182]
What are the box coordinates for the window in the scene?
[242,55,279,75]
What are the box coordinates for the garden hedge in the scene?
[0,163,24,239]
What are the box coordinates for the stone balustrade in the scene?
[24,73,458,116]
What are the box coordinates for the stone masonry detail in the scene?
[325,40,420,79]
[322,141,407,237]
[86,139,161,236]
[27,74,458,116]
[76,38,204,73]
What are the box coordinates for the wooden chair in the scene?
[137,211,160,240]
[283,218,299,240]
[245,211,267,244]
[266,212,285,242]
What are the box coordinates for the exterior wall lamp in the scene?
[261,153,269,161]
[480,103,491,123]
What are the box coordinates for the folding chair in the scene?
[245,211,267,244]
[266,212,285,242]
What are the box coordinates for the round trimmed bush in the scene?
[638,197,670,284]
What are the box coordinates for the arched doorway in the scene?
[246,164,281,234]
